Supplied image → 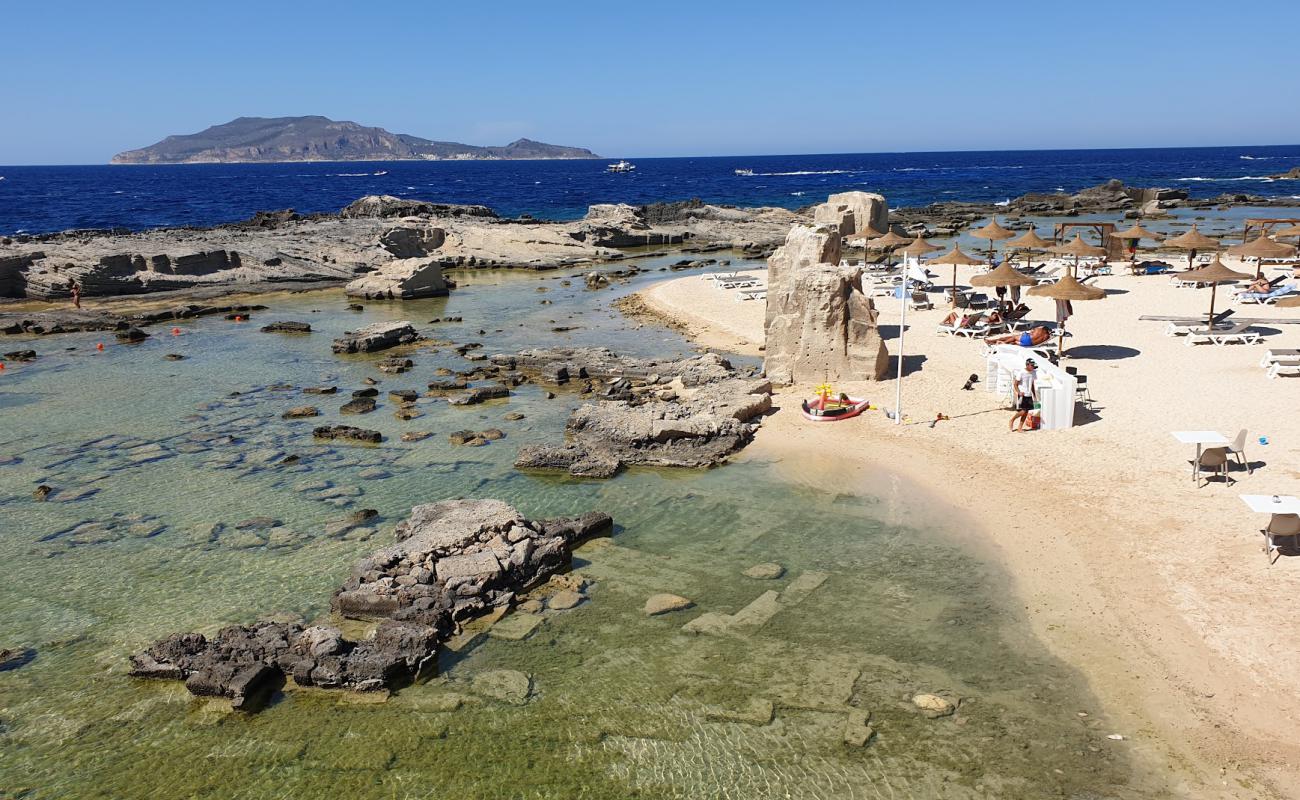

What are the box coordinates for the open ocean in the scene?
[2,144,1299,236]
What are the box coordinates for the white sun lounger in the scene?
[735,287,767,301]
[704,271,741,282]
[1185,322,1261,347]
[1260,348,1300,367]
[717,278,759,290]
[1165,318,1233,337]
[1266,359,1300,379]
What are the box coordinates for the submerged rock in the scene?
[743,562,785,580]
[313,425,382,444]
[260,321,312,333]
[644,594,693,616]
[912,693,957,718]
[282,405,320,419]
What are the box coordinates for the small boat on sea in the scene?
[606,160,636,173]
[734,168,754,176]
[372,170,388,176]
[800,383,870,422]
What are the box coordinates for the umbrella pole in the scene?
[951,265,957,308]
[1059,320,1067,358]
[1207,283,1218,329]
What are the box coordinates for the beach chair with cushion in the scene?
[1238,283,1297,305]
[1185,322,1262,347]
[908,291,933,310]
[937,314,979,336]
[1261,514,1300,564]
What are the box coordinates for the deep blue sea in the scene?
[2,144,1299,236]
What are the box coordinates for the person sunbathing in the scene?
[1244,276,1271,295]
[987,324,1050,346]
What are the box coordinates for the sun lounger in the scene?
[908,291,933,310]
[954,319,1007,339]
[1237,283,1296,305]
[1185,322,1261,347]
[1266,359,1300,379]
[1034,268,1060,284]
[735,288,767,302]
[1260,348,1300,367]
[937,314,981,336]
[1169,271,1207,288]
[1164,311,1235,337]
[704,271,741,282]
[717,278,759,290]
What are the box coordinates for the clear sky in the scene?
[3,0,1298,164]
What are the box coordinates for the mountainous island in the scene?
[110,116,600,164]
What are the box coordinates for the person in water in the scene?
[68,278,81,310]
[1010,358,1039,432]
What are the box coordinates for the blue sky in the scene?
[2,0,1298,164]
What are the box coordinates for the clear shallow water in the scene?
[0,263,1162,798]
[2,144,1299,234]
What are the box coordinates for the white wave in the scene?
[1054,187,1065,192]
[790,191,806,196]
[0,176,6,181]
[893,167,929,172]
[333,172,371,177]
[113,190,124,194]
[1240,155,1271,160]
[756,169,858,176]
[994,198,1011,207]
[1177,175,1274,182]
[372,170,388,175]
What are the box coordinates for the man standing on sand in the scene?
[1009,358,1038,432]
[68,278,81,310]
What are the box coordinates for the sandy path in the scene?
[637,261,1300,798]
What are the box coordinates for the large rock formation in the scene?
[812,191,888,236]
[130,500,612,708]
[344,258,450,299]
[498,347,772,478]
[764,223,890,384]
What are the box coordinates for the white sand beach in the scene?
[639,257,1300,796]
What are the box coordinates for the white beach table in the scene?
[1171,430,1229,484]
[1239,495,1300,515]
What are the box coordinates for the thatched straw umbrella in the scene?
[970,217,1015,263]
[1183,257,1253,328]
[1051,234,1108,276]
[1163,225,1220,271]
[1227,235,1296,278]
[1275,294,1300,308]
[970,262,1039,288]
[1273,223,1300,241]
[930,243,985,305]
[1027,273,1105,355]
[868,229,912,266]
[1111,223,1163,264]
[1005,227,1052,271]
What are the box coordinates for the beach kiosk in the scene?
[984,344,1078,430]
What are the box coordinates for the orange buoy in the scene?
[0,363,5,371]
[171,327,181,335]
[96,342,105,351]
[234,315,244,322]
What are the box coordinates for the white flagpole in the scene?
[895,255,907,425]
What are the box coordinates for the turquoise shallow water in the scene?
[0,258,1164,798]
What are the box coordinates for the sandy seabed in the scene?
[638,261,1300,798]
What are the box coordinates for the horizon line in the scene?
[2,141,1299,169]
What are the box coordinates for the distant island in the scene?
[110,116,600,164]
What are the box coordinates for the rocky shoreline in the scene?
[0,195,800,306]
[131,500,612,709]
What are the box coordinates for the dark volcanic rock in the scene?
[115,327,150,343]
[260,321,312,333]
[3,349,36,362]
[313,425,382,444]
[281,406,320,419]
